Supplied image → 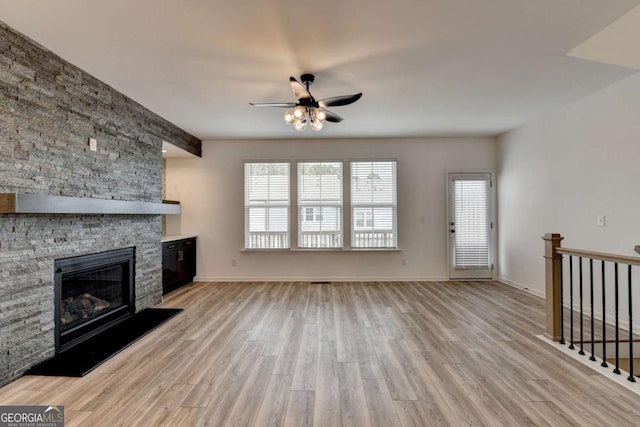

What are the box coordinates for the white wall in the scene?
[166,137,495,281]
[498,72,640,296]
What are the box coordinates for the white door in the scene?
[448,173,493,279]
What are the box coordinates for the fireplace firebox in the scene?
[54,247,135,353]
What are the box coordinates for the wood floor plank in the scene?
[257,301,292,357]
[442,363,522,426]
[335,319,358,362]
[394,400,449,427]
[314,340,341,427]
[272,316,304,375]
[291,324,319,391]
[136,383,194,426]
[0,280,638,427]
[526,400,580,427]
[165,407,206,427]
[314,380,341,427]
[304,285,320,324]
[63,411,92,427]
[198,342,266,425]
[390,339,468,425]
[221,356,277,427]
[284,390,315,427]
[361,378,402,427]
[367,326,418,401]
[253,374,293,427]
[353,319,384,380]
[338,362,372,427]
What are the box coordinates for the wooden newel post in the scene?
[543,233,564,341]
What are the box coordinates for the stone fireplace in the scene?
[54,248,135,353]
[0,19,200,386]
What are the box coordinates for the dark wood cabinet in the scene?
[162,237,196,295]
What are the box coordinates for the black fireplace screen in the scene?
[59,264,124,332]
[54,247,135,353]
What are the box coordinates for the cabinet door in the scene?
[162,242,179,286]
[182,238,196,279]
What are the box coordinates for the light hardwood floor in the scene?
[1,281,639,426]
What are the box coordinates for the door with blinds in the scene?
[448,173,492,279]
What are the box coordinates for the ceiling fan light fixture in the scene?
[314,108,327,122]
[294,119,307,131]
[293,106,306,119]
[284,109,295,124]
[311,120,324,131]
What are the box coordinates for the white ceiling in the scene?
[1,0,639,140]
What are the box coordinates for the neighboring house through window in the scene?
[351,160,398,248]
[298,161,343,249]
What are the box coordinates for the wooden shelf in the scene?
[0,193,180,215]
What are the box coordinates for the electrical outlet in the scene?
[596,215,605,227]
[231,259,237,267]
[89,138,97,151]
[401,259,406,266]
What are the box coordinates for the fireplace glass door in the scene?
[60,264,125,333]
[55,247,135,353]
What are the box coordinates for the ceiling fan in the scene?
[250,74,362,131]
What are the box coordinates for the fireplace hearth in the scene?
[54,248,135,353]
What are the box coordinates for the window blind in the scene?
[298,162,343,248]
[350,161,397,248]
[453,179,489,268]
[244,162,290,249]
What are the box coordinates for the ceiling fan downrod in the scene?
[300,73,315,91]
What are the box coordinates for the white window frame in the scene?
[242,159,401,252]
[297,160,344,249]
[349,160,398,249]
[244,161,291,250]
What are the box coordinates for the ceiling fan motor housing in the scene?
[300,73,315,85]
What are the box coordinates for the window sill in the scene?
[241,248,402,254]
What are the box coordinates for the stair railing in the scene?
[543,233,640,382]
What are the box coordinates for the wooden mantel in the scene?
[0,193,180,215]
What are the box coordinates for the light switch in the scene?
[596,215,605,227]
[89,138,97,151]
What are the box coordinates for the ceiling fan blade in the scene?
[324,110,343,123]
[318,93,362,108]
[290,77,312,102]
[250,102,297,108]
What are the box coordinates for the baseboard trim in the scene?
[497,277,545,299]
[193,276,450,283]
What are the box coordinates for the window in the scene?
[244,162,290,249]
[244,159,398,250]
[351,161,397,248]
[298,161,343,248]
